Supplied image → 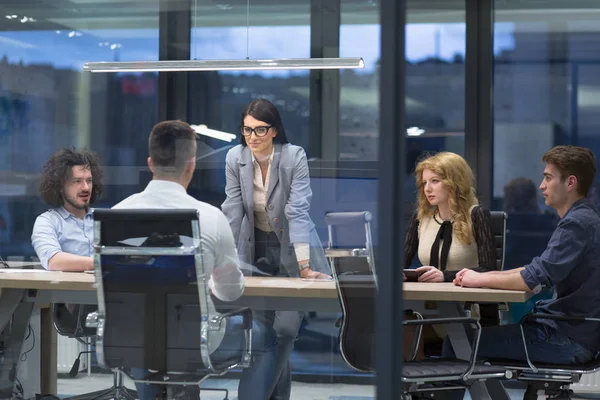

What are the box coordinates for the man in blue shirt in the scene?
[452,145,600,365]
[31,148,103,271]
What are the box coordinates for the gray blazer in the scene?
[221,143,330,277]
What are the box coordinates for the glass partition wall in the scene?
[4,0,573,398]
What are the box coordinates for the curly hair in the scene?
[415,152,479,245]
[39,148,103,207]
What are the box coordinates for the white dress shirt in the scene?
[113,179,244,353]
[251,149,310,263]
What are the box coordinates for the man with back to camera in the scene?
[112,120,277,400]
[31,148,103,271]
[445,146,600,398]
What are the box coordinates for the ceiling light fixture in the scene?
[84,58,364,73]
[83,0,364,73]
[191,124,236,142]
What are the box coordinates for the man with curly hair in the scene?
[31,148,103,271]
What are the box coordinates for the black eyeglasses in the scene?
[240,125,273,137]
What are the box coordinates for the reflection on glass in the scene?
[0,6,159,259]
[491,1,600,322]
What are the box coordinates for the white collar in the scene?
[251,145,275,165]
[144,179,187,194]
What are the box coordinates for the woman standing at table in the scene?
[404,152,498,325]
[222,98,330,400]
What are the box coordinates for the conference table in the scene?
[0,269,530,399]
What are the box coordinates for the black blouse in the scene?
[404,206,497,282]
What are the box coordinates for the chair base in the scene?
[63,370,137,400]
[523,382,574,400]
[63,386,137,400]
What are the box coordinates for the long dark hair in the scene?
[240,98,289,147]
[39,148,103,207]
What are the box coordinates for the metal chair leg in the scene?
[63,387,114,400]
[63,370,138,400]
[120,386,138,400]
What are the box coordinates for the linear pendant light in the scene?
[83,57,365,73]
[84,1,364,73]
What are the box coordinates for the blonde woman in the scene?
[404,152,498,326]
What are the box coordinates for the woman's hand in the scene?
[300,268,332,280]
[415,266,444,282]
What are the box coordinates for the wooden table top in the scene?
[5,261,43,269]
[0,270,531,303]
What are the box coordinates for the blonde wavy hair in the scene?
[414,152,479,245]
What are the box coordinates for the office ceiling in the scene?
[1,0,600,32]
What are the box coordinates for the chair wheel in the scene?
[548,392,573,400]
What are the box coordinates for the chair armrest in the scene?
[403,316,479,327]
[217,307,252,330]
[520,312,600,324]
[404,310,423,362]
[403,315,482,381]
[516,312,600,372]
[219,307,253,368]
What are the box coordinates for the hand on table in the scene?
[300,268,331,280]
[415,266,444,282]
[453,268,483,288]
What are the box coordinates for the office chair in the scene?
[324,211,512,398]
[87,208,251,399]
[53,300,131,400]
[473,211,508,326]
[324,211,378,370]
[489,211,507,271]
[487,311,600,400]
[325,211,424,364]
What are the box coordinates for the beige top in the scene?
[252,148,310,262]
[417,214,479,271]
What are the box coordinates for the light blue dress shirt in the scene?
[31,207,94,269]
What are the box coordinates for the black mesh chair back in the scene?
[489,211,507,270]
[93,209,218,378]
[325,211,376,372]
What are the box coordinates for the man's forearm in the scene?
[47,252,93,271]
[481,267,531,291]
[484,267,524,276]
